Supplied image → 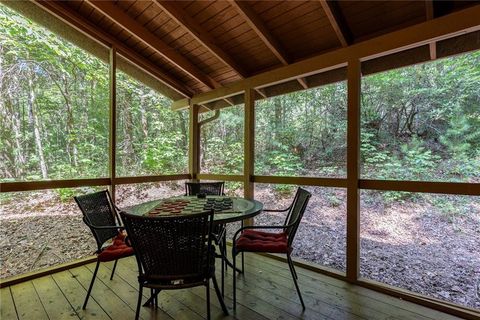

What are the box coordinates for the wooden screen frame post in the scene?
[244,88,255,225]
[346,59,361,283]
[189,103,200,182]
[109,46,117,201]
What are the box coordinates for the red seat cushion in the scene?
[98,233,134,262]
[235,229,289,253]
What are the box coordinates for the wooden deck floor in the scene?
[0,253,463,320]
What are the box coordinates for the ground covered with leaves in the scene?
[1,184,479,310]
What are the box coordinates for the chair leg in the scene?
[135,285,143,320]
[287,256,298,279]
[241,252,245,274]
[240,221,244,274]
[232,248,237,310]
[206,281,211,320]
[143,289,161,307]
[221,253,225,297]
[212,275,229,315]
[83,260,100,309]
[110,259,118,280]
[223,232,228,272]
[287,253,305,309]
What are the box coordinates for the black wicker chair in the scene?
[74,190,134,310]
[185,181,225,196]
[185,181,231,295]
[120,210,228,320]
[232,187,312,310]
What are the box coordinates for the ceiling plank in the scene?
[153,0,248,78]
[86,0,219,89]
[32,0,192,98]
[229,0,308,89]
[152,1,272,101]
[425,0,437,60]
[171,4,480,110]
[229,0,290,65]
[319,0,352,47]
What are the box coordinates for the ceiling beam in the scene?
[86,0,219,90]
[32,0,192,98]
[171,4,480,110]
[229,0,308,89]
[230,0,289,64]
[153,0,248,79]
[425,0,437,60]
[319,0,352,47]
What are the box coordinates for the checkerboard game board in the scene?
[146,197,235,216]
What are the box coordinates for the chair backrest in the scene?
[74,190,119,250]
[284,188,311,246]
[120,210,214,284]
[185,181,225,196]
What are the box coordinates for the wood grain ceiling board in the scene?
[338,1,425,39]
[266,4,340,60]
[123,0,153,19]
[114,0,136,12]
[69,0,84,11]
[144,25,224,84]
[75,1,93,16]
[250,1,278,15]
[202,23,277,73]
[189,1,227,24]
[258,1,306,22]
[130,3,161,27]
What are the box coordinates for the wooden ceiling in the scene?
[33,0,479,101]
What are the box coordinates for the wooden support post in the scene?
[244,88,255,225]
[109,46,117,201]
[189,103,200,181]
[346,59,361,282]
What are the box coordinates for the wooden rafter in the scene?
[319,0,352,47]
[425,0,437,60]
[153,0,272,99]
[86,0,220,90]
[153,0,248,79]
[171,4,480,110]
[229,0,308,89]
[32,0,192,98]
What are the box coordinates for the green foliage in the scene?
[1,4,479,223]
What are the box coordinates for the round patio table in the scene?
[122,195,263,224]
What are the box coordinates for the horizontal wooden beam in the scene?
[86,0,219,89]
[253,176,348,188]
[0,174,192,193]
[171,5,480,109]
[197,174,244,182]
[113,174,190,185]
[32,0,192,99]
[0,178,111,193]
[359,179,480,196]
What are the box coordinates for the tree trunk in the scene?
[27,72,48,179]
[140,93,148,149]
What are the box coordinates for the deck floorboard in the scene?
[3,254,464,320]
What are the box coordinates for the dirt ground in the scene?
[1,183,478,310]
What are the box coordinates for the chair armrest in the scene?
[263,208,289,212]
[82,217,124,231]
[263,203,292,213]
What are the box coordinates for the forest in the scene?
[1,3,479,185]
[0,3,479,310]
